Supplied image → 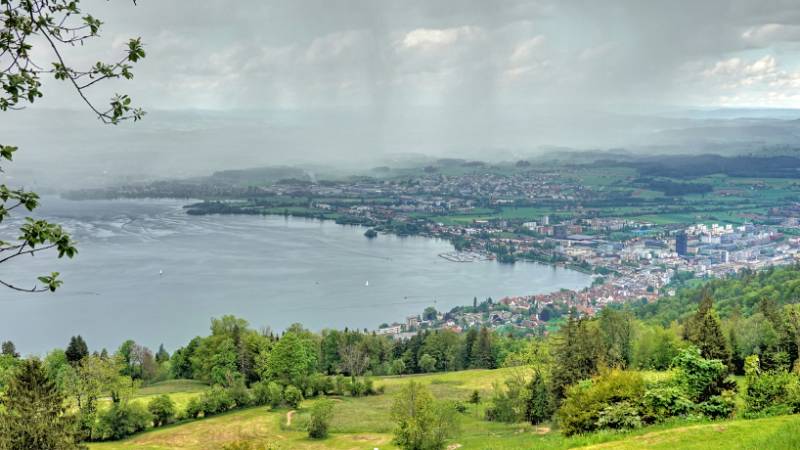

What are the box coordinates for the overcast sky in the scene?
[9,0,800,187]
[35,0,800,111]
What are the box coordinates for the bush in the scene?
[284,385,303,409]
[485,377,527,423]
[93,402,153,441]
[307,399,335,439]
[266,382,284,408]
[309,373,333,397]
[468,390,481,404]
[742,354,798,417]
[673,347,735,404]
[252,381,271,406]
[696,391,736,419]
[228,380,252,408]
[185,397,203,419]
[391,359,406,375]
[419,354,437,373]
[364,377,377,395]
[200,386,236,416]
[391,381,460,450]
[596,401,642,430]
[348,378,367,397]
[147,395,176,427]
[556,369,645,436]
[744,371,797,417]
[333,374,348,395]
[640,386,693,423]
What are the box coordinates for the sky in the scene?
[8,0,800,187]
[45,0,800,111]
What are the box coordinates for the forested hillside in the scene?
[632,265,800,324]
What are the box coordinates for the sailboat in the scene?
[159,270,164,276]
[365,281,369,287]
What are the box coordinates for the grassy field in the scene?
[88,369,800,450]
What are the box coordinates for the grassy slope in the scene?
[583,415,800,450]
[89,369,800,450]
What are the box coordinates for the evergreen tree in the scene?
[551,311,602,401]
[728,326,744,375]
[1,341,18,358]
[686,294,731,365]
[155,344,169,364]
[525,371,551,425]
[0,358,82,450]
[757,297,794,371]
[471,327,496,369]
[462,328,478,368]
[598,308,633,368]
[65,336,89,365]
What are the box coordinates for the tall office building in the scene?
[676,232,688,256]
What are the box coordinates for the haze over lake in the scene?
[0,198,591,354]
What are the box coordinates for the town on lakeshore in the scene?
[67,153,800,336]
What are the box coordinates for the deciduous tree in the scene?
[0,0,145,293]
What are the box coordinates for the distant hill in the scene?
[204,166,311,186]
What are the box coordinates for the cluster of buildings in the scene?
[372,216,800,336]
[72,164,800,336]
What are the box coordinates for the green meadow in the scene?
[88,368,800,450]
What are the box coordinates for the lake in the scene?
[0,197,592,354]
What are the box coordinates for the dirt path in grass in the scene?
[286,410,296,427]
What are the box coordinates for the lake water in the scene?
[0,198,592,354]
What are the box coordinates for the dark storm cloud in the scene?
[9,0,800,188]
[33,0,800,111]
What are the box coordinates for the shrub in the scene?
[284,385,303,409]
[200,386,236,416]
[454,401,468,414]
[485,377,527,423]
[185,397,203,419]
[252,381,271,406]
[333,374,348,395]
[348,378,367,397]
[696,391,737,419]
[147,395,176,427]
[267,382,284,408]
[307,399,335,439]
[93,402,153,441]
[228,380,252,408]
[596,401,642,430]
[673,347,735,404]
[468,390,481,404]
[391,381,460,450]
[309,373,333,397]
[556,369,645,436]
[743,356,798,418]
[364,377,377,395]
[640,386,693,423]
[391,359,406,375]
[419,354,437,373]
